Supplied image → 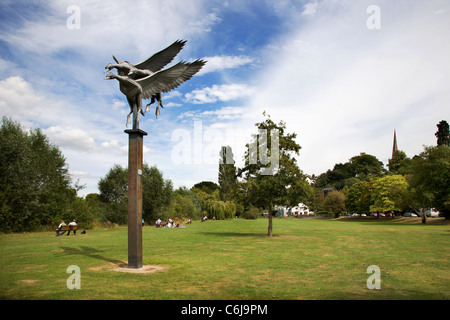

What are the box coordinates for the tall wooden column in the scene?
[125,129,147,269]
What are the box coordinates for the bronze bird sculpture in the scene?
[105,59,206,129]
[105,39,186,78]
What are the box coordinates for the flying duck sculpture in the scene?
[105,59,206,129]
[105,40,205,129]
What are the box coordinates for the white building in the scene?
[275,203,312,216]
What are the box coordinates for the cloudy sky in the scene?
[1,0,449,196]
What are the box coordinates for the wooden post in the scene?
[125,129,147,268]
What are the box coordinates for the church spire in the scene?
[392,130,398,159]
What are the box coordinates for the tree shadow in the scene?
[57,246,125,267]
[200,232,280,238]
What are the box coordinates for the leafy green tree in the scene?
[305,187,325,213]
[408,145,450,219]
[324,190,346,217]
[314,153,384,190]
[239,114,309,236]
[167,187,201,219]
[192,181,219,194]
[0,117,77,232]
[98,164,173,224]
[344,180,374,214]
[350,153,385,178]
[388,150,410,174]
[98,164,128,224]
[142,165,173,222]
[370,175,409,213]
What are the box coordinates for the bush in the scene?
[242,207,259,219]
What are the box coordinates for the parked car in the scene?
[404,212,418,217]
[361,214,367,217]
[426,209,439,217]
[370,213,378,217]
[351,213,360,217]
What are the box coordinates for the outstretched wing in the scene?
[137,60,206,100]
[134,40,187,73]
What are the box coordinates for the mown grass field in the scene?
[0,217,449,300]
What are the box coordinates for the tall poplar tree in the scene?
[218,146,237,202]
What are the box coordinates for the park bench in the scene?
[56,225,78,236]
[61,225,78,232]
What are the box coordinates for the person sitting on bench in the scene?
[56,220,66,236]
[67,219,77,236]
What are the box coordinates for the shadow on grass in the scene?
[57,246,125,267]
[200,232,280,238]
[335,217,449,226]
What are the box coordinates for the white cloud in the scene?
[200,106,244,120]
[0,0,219,59]
[241,0,450,175]
[185,84,255,104]
[112,99,126,111]
[164,102,182,108]
[69,170,90,177]
[199,55,254,74]
[0,76,68,128]
[43,126,96,152]
[301,2,318,16]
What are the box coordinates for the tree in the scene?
[192,181,219,194]
[350,153,385,177]
[408,145,450,220]
[344,180,374,214]
[98,163,173,224]
[218,146,238,202]
[0,117,77,232]
[370,175,409,213]
[435,120,450,146]
[388,150,410,174]
[305,187,325,213]
[239,114,309,236]
[142,165,173,222]
[324,190,346,217]
[98,164,128,224]
[168,187,201,219]
[314,153,384,190]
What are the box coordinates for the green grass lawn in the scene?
[0,217,449,300]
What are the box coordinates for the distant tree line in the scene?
[308,120,450,221]
[1,116,448,233]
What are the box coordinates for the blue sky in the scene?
[1,0,449,196]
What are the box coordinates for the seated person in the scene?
[67,219,77,236]
[55,220,66,236]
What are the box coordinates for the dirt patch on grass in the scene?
[19,279,39,285]
[88,261,170,274]
[111,264,169,274]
